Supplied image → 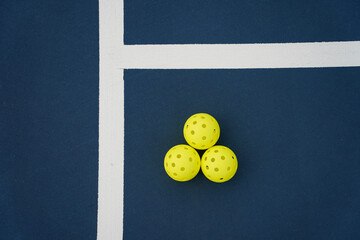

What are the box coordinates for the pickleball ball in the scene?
[164,144,201,182]
[201,145,238,183]
[183,113,220,150]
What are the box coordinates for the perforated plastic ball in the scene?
[164,144,201,182]
[183,113,220,150]
[201,145,238,183]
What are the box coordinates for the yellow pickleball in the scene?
[201,145,238,183]
[164,144,201,182]
[183,113,220,150]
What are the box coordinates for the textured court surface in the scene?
[125,0,360,44]
[1,0,360,239]
[1,1,98,239]
[124,68,360,239]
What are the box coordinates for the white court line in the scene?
[98,0,124,239]
[98,0,360,239]
[114,41,360,69]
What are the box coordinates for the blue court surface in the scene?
[125,0,360,44]
[1,0,360,239]
[124,68,360,239]
[1,0,98,239]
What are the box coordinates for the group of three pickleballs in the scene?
[164,113,238,183]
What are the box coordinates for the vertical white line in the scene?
[98,0,124,239]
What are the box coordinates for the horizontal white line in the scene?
[109,41,360,69]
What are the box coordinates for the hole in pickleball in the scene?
[232,156,234,159]
[191,130,195,135]
[202,124,206,128]
[169,154,172,158]
[215,150,218,153]
[202,136,206,140]
[181,167,185,171]
[201,116,205,119]
[211,158,215,162]
[215,168,219,172]
[227,167,230,171]
[186,125,189,129]
[206,165,209,170]
[221,156,225,160]
[172,163,176,167]
[177,154,181,158]
[213,129,216,133]
[173,173,177,176]
[184,147,188,150]
[220,178,223,180]
[189,157,192,162]
[193,121,197,125]
[166,163,168,167]
[192,142,196,145]
[204,157,207,161]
